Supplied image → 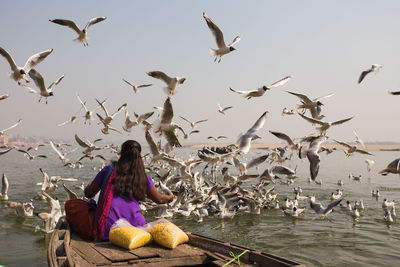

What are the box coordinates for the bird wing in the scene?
[272,165,296,176]
[23,49,53,72]
[353,130,365,148]
[355,149,373,155]
[95,98,109,117]
[76,94,88,112]
[1,119,22,133]
[179,116,192,125]
[0,46,18,71]
[331,116,354,126]
[62,183,78,200]
[111,103,127,117]
[195,119,208,125]
[137,84,152,89]
[222,106,233,112]
[246,111,268,134]
[28,69,47,94]
[122,78,134,88]
[313,93,334,102]
[358,69,371,83]
[324,199,342,214]
[137,111,154,124]
[147,71,172,85]
[307,151,320,181]
[50,19,81,34]
[247,154,269,169]
[269,131,296,147]
[228,36,241,47]
[388,91,400,95]
[163,130,182,148]
[268,76,291,89]
[229,87,249,95]
[161,97,174,124]
[298,112,324,126]
[1,174,9,196]
[333,139,352,149]
[145,130,160,156]
[203,12,226,48]
[47,74,65,90]
[74,134,90,148]
[286,91,313,104]
[49,141,64,159]
[84,17,107,31]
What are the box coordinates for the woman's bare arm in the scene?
[147,185,174,204]
[84,181,101,199]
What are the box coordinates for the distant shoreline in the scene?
[188,143,400,151]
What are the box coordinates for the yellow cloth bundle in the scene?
[149,221,189,249]
[109,226,152,250]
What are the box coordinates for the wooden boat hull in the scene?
[48,218,307,267]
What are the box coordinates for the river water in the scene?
[1,146,400,267]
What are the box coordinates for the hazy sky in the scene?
[1,1,400,146]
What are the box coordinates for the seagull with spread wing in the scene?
[123,110,154,132]
[95,99,126,126]
[358,64,382,84]
[333,139,373,157]
[23,68,64,104]
[49,17,106,46]
[0,119,22,136]
[218,103,233,115]
[287,91,334,120]
[309,196,342,218]
[230,76,291,99]
[269,130,299,150]
[0,46,53,85]
[298,112,354,135]
[154,97,184,148]
[76,94,103,125]
[203,12,241,63]
[122,78,152,94]
[298,135,327,181]
[179,116,208,129]
[237,111,268,154]
[147,71,185,95]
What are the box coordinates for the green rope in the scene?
[223,249,249,267]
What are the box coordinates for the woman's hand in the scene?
[165,192,175,203]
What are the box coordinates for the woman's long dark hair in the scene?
[111,140,148,201]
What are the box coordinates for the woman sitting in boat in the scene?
[84,140,174,241]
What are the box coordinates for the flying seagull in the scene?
[229,76,291,99]
[147,71,185,95]
[23,69,64,104]
[298,112,354,135]
[309,196,342,217]
[379,158,400,176]
[49,17,106,46]
[218,103,233,115]
[76,94,103,125]
[333,139,373,157]
[0,119,22,136]
[0,46,53,85]
[299,135,327,181]
[122,78,152,93]
[203,12,241,63]
[179,116,208,129]
[237,111,268,154]
[358,64,382,84]
[287,91,334,120]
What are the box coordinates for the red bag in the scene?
[65,199,96,240]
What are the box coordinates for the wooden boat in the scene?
[48,218,307,267]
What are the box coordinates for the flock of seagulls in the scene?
[1,12,400,236]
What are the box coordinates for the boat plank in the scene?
[70,238,111,265]
[128,254,209,267]
[129,244,160,258]
[92,242,139,262]
[68,247,95,267]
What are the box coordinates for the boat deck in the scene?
[48,220,306,267]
